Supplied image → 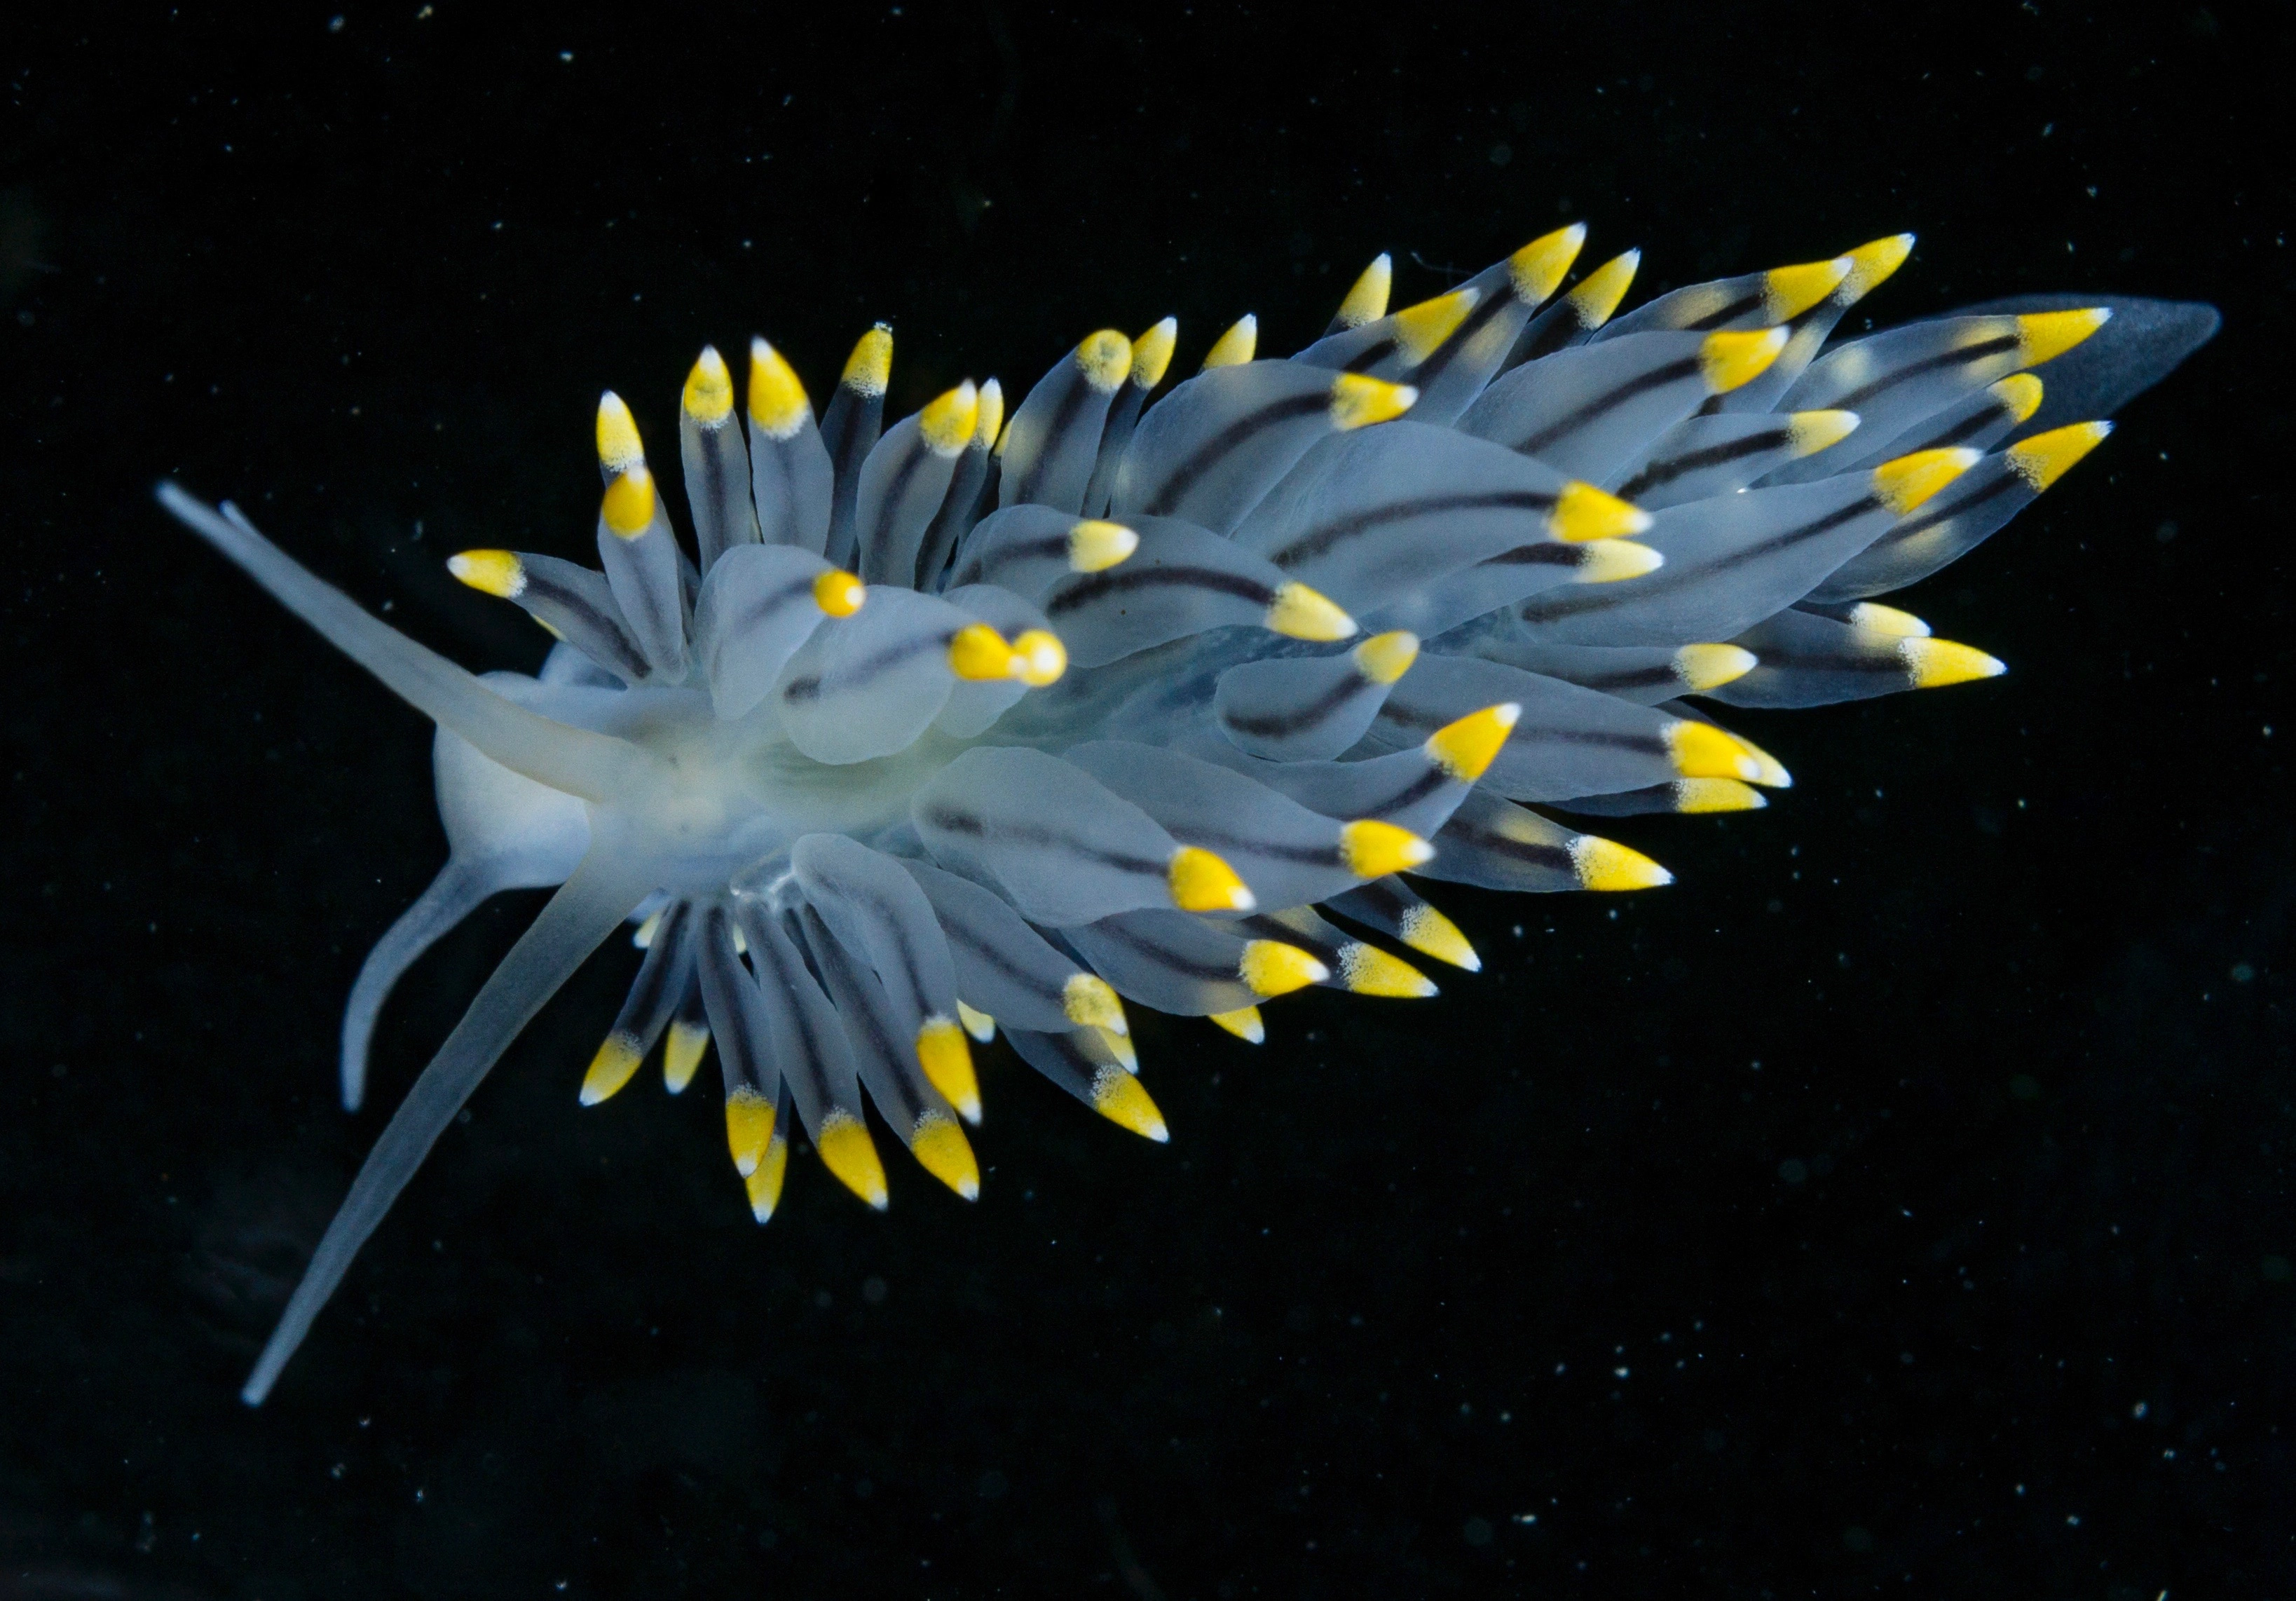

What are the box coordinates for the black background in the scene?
[4,4,2290,1596]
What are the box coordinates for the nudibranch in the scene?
[159,224,2215,1403]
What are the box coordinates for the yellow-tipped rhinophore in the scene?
[1763,257,1852,322]
[816,1110,889,1210]
[1788,409,1861,457]
[1550,480,1653,543]
[1847,601,1929,639]
[1352,629,1420,685]
[446,549,526,599]
[662,1020,709,1093]
[1575,538,1665,583]
[1328,373,1418,430]
[1872,447,1981,515]
[1067,519,1138,572]
[842,323,894,396]
[723,1086,777,1178]
[1566,250,1641,329]
[601,467,657,538]
[955,1000,997,1043]
[910,1112,980,1200]
[1340,818,1435,878]
[1335,254,1393,329]
[1132,318,1178,387]
[1090,1065,1169,1142]
[579,1031,645,1106]
[595,390,646,475]
[1208,1007,1265,1044]
[747,337,813,438]
[1674,643,1758,693]
[1426,702,1520,782]
[744,1135,788,1223]
[1169,845,1256,913]
[915,1016,981,1124]
[1838,233,1915,304]
[1989,373,2046,425]
[1264,582,1358,641]
[1202,315,1258,369]
[1665,719,1762,781]
[2007,421,2112,491]
[918,380,981,456]
[1673,777,1768,814]
[1338,943,1438,998]
[947,622,1019,681]
[812,568,867,618]
[1239,940,1328,998]
[1062,973,1129,1035]
[1570,835,1674,892]
[1510,222,1587,304]
[1075,329,1133,393]
[1700,326,1790,393]
[2017,307,2111,367]
[683,346,735,425]
[1398,902,1480,972]
[1392,287,1482,364]
[1011,629,1068,687]
[1901,636,2007,688]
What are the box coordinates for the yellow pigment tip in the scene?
[1062,973,1128,1035]
[1673,777,1767,814]
[1169,845,1255,913]
[724,1086,777,1177]
[842,323,893,395]
[947,621,1018,681]
[1339,943,1437,998]
[1399,903,1480,971]
[1873,447,1981,515]
[973,377,1005,449]
[1902,636,2007,688]
[2017,307,2110,367]
[955,1000,997,1042]
[1093,1024,1138,1072]
[1764,257,1852,322]
[662,1021,709,1093]
[910,1112,980,1200]
[1848,601,1929,639]
[812,568,867,617]
[446,549,525,599]
[916,1016,981,1124]
[1567,250,1641,329]
[747,337,812,439]
[1990,373,2046,425]
[1550,480,1652,543]
[1265,581,1357,641]
[1511,223,1587,304]
[1788,409,1861,456]
[1132,318,1178,387]
[1570,835,1674,892]
[1674,642,1758,692]
[601,467,657,538]
[1077,329,1134,393]
[1202,315,1258,369]
[633,910,662,948]
[595,390,645,476]
[1700,326,1789,393]
[744,1138,788,1223]
[1336,254,1393,329]
[919,380,980,456]
[683,345,734,425]
[1240,939,1328,998]
[816,1111,889,1210]
[1733,732,1794,789]
[1838,233,1915,304]
[1353,629,1420,685]
[1208,1007,1264,1044]
[1091,1065,1169,1142]
[2007,420,2112,491]
[1393,287,1482,364]
[1067,519,1138,573]
[1011,629,1069,687]
[1665,719,1762,782]
[579,1030,645,1106]
[1340,818,1435,878]
[1329,372,1417,430]
[1426,702,1519,782]
[1575,538,1665,583]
